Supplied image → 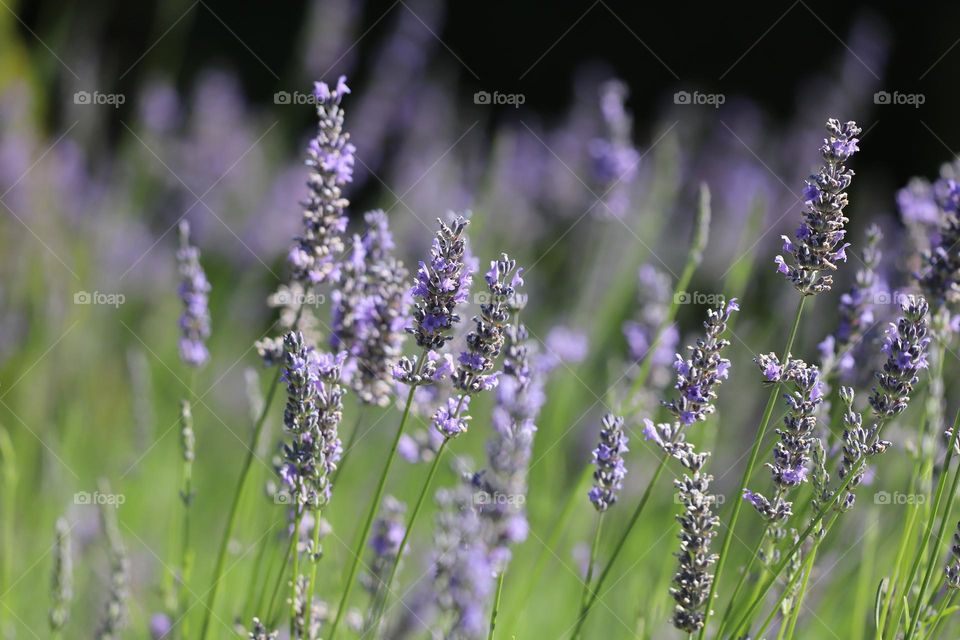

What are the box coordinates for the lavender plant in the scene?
[176,220,211,368]
[49,518,72,637]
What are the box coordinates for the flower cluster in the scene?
[288,76,354,286]
[588,79,640,218]
[277,332,346,508]
[331,210,410,406]
[433,486,494,639]
[471,320,541,568]
[670,453,720,634]
[869,295,930,418]
[643,300,737,467]
[916,183,960,308]
[452,253,521,394]
[819,224,883,378]
[836,387,886,511]
[663,299,738,425]
[176,220,211,367]
[775,119,861,295]
[409,215,472,350]
[363,496,406,595]
[588,413,629,512]
[622,264,679,388]
[946,521,960,590]
[744,356,823,521]
[50,517,72,632]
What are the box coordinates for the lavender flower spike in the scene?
[588,413,629,511]
[743,356,823,522]
[278,331,346,508]
[776,119,861,296]
[869,295,930,418]
[288,75,355,286]
[176,220,211,367]
[363,496,406,595]
[49,517,73,632]
[670,453,720,633]
[946,521,960,590]
[664,298,738,426]
[916,181,960,307]
[409,215,472,349]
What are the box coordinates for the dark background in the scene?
[12,0,960,187]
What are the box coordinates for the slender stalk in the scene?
[371,438,450,630]
[199,362,285,640]
[289,510,304,637]
[266,522,299,626]
[704,295,807,639]
[575,513,605,638]
[488,571,506,640]
[304,506,324,635]
[0,426,17,638]
[176,388,196,638]
[906,409,960,640]
[571,453,670,637]
[328,367,424,639]
[783,544,817,639]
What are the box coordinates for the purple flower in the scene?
[363,495,406,596]
[175,221,211,368]
[777,119,861,295]
[149,613,172,639]
[409,216,472,350]
[432,395,472,439]
[589,413,629,512]
[288,75,354,286]
[870,296,930,418]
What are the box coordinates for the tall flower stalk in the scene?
[201,76,354,640]
[329,216,473,638]
[574,298,737,637]
[369,253,521,632]
[49,517,72,639]
[705,118,860,639]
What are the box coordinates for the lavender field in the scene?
[4,1,960,639]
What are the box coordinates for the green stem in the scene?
[289,510,304,637]
[571,453,670,637]
[266,522,299,626]
[922,589,955,640]
[488,571,506,640]
[0,426,17,639]
[328,366,424,639]
[304,506,324,635]
[705,295,807,640]
[371,438,450,630]
[906,409,960,640]
[784,544,818,639]
[575,513,605,638]
[199,363,285,640]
